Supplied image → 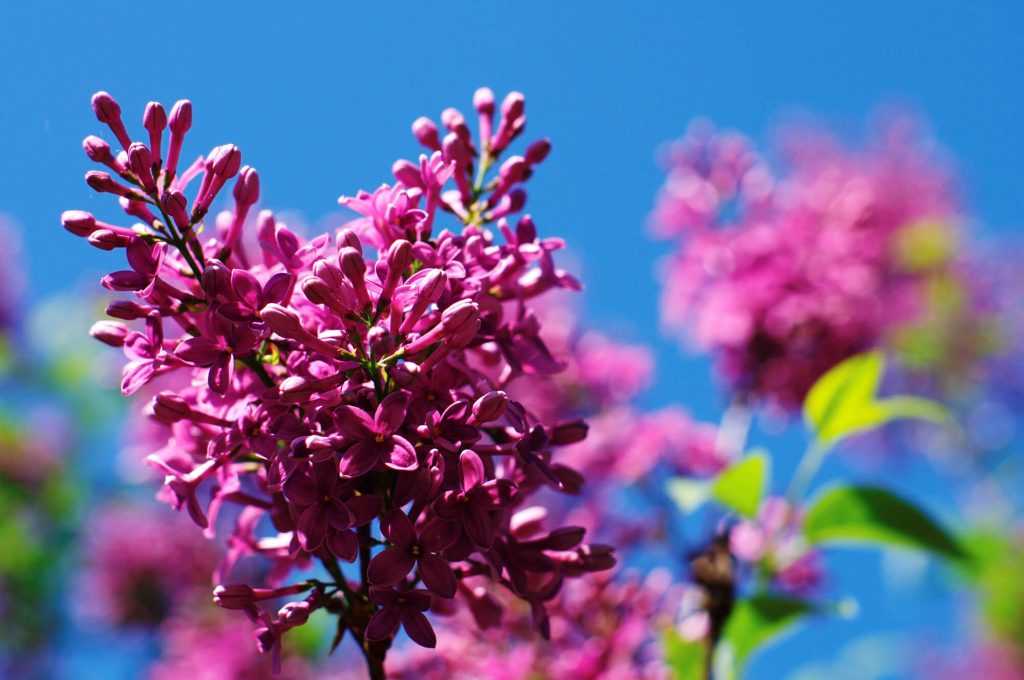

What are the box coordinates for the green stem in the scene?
[786,441,830,502]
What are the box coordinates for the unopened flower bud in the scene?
[86,170,133,197]
[550,420,588,445]
[213,584,256,610]
[161,190,190,229]
[169,99,192,134]
[381,239,412,299]
[82,135,124,173]
[472,391,509,424]
[338,247,371,307]
[392,159,422,188]
[233,165,260,206]
[106,299,153,320]
[89,320,130,347]
[412,116,441,151]
[91,91,132,150]
[441,299,480,335]
[153,391,192,423]
[88,229,133,250]
[210,144,242,179]
[61,210,97,236]
[143,101,167,163]
[336,227,361,253]
[525,138,551,166]
[473,87,495,116]
[165,100,192,178]
[127,142,156,192]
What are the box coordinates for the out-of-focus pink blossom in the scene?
[728,496,822,594]
[77,503,218,627]
[652,116,961,409]
[147,612,315,680]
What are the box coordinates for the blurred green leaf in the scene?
[804,485,967,561]
[712,451,769,518]
[667,477,712,514]
[717,595,815,679]
[803,351,949,450]
[664,628,708,680]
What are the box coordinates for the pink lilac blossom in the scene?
[509,295,725,486]
[77,502,218,627]
[377,569,680,680]
[65,88,612,677]
[651,116,960,409]
[727,496,822,594]
[148,611,315,680]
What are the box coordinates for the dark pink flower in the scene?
[365,587,436,648]
[334,392,418,477]
[368,509,458,598]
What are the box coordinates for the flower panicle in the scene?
[65,88,612,673]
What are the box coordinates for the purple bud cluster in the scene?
[65,88,612,673]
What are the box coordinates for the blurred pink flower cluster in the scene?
[78,503,217,627]
[64,88,614,675]
[651,117,960,408]
[377,570,680,680]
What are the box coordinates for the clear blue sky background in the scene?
[2,2,1022,678]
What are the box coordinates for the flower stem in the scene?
[786,441,830,502]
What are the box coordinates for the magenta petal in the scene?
[382,436,418,472]
[104,270,152,292]
[296,505,328,551]
[461,505,494,549]
[419,517,460,553]
[418,554,457,599]
[215,301,254,323]
[310,459,339,492]
[365,606,402,642]
[176,337,224,366]
[327,530,358,562]
[401,610,437,648]
[326,498,354,531]
[262,272,295,305]
[333,405,376,439]
[459,450,485,490]
[382,509,416,547]
[471,479,518,508]
[283,470,321,506]
[121,360,155,396]
[230,269,262,310]
[367,548,416,586]
[375,391,410,434]
[208,356,233,395]
[347,495,383,526]
[339,440,379,478]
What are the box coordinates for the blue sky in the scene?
[2,2,1021,677]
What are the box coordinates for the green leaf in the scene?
[717,595,815,678]
[667,477,712,514]
[803,351,950,450]
[664,628,708,680]
[804,485,967,561]
[711,451,769,518]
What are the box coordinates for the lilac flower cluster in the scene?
[651,117,959,409]
[65,88,612,675]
